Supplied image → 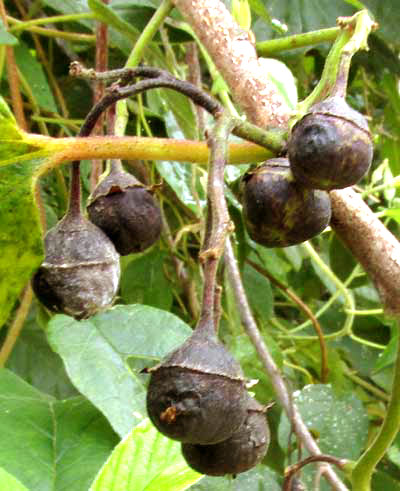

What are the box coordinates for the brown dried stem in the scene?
[91,0,109,191]
[246,258,329,383]
[199,112,235,329]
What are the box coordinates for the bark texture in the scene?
[173,0,289,128]
[331,188,400,316]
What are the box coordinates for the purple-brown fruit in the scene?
[240,158,331,247]
[32,212,120,319]
[181,395,270,476]
[288,96,373,190]
[146,318,248,444]
[87,166,162,255]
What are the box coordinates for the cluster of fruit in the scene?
[32,161,162,319]
[146,316,270,476]
[241,96,373,248]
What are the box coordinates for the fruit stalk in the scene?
[199,112,235,329]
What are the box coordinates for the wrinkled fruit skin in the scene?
[181,396,270,476]
[32,213,120,319]
[146,321,248,444]
[87,171,162,255]
[288,96,373,190]
[241,158,331,247]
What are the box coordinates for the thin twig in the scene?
[69,63,286,153]
[246,258,329,382]
[199,112,235,328]
[224,240,349,491]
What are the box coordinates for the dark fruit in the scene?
[288,96,373,190]
[181,395,270,476]
[146,317,248,444]
[240,158,331,247]
[87,162,162,255]
[32,211,120,319]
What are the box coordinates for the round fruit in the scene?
[240,158,331,247]
[32,211,120,319]
[146,317,248,444]
[288,96,373,190]
[181,395,270,476]
[87,162,162,255]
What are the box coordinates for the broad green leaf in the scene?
[190,465,281,490]
[156,160,206,214]
[0,157,45,328]
[363,0,400,47]
[0,468,28,491]
[120,248,173,310]
[6,307,77,399]
[371,470,400,491]
[242,262,274,322]
[253,0,355,43]
[88,0,139,42]
[278,384,368,460]
[90,419,201,491]
[259,58,297,110]
[14,42,57,113]
[0,369,118,491]
[47,305,192,436]
[0,21,18,46]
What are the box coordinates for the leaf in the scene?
[363,0,400,47]
[242,262,274,322]
[90,419,201,491]
[253,0,355,43]
[189,464,282,490]
[47,305,192,437]
[6,307,77,399]
[14,42,57,113]
[278,384,368,460]
[0,468,28,491]
[0,369,118,491]
[0,156,45,328]
[120,248,173,310]
[259,58,298,110]
[0,21,18,46]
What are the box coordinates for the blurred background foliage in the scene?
[1,0,400,489]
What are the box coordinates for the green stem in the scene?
[8,12,96,32]
[14,25,95,42]
[301,241,354,338]
[351,320,400,490]
[296,10,376,117]
[256,27,339,56]
[115,0,173,136]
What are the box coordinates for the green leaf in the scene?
[242,262,274,322]
[189,465,281,490]
[88,0,139,42]
[259,58,298,110]
[278,384,368,460]
[0,21,18,46]
[253,0,355,42]
[6,307,77,399]
[0,157,44,328]
[14,42,57,113]
[90,419,201,491]
[0,468,28,491]
[0,369,118,491]
[363,0,400,47]
[120,248,173,310]
[47,305,192,437]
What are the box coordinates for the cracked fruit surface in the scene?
[288,96,373,190]
[181,395,270,476]
[32,212,120,319]
[146,318,248,444]
[241,158,331,247]
[87,169,162,255]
